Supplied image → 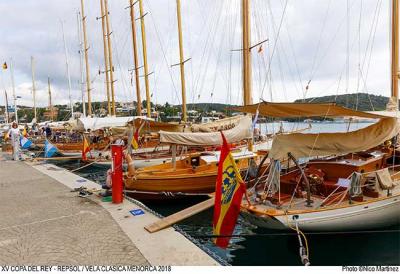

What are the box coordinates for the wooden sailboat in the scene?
[124,115,269,200]
[239,0,400,231]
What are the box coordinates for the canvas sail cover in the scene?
[268,117,400,159]
[75,116,151,131]
[129,118,183,132]
[159,115,252,146]
[234,102,388,119]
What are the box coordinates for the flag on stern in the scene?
[132,121,145,150]
[132,128,139,150]
[20,136,32,149]
[44,139,58,158]
[212,132,246,248]
[82,135,91,160]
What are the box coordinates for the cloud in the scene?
[0,0,394,109]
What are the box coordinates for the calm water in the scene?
[55,122,400,266]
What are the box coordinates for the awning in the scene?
[268,117,400,159]
[159,115,252,146]
[233,102,390,119]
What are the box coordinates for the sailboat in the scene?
[238,0,400,231]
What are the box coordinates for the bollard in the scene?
[111,144,123,204]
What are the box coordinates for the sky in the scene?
[0,0,394,109]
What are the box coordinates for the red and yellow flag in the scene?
[132,128,139,150]
[82,136,91,160]
[213,132,246,248]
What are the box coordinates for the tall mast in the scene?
[80,0,92,116]
[61,20,74,118]
[104,0,116,116]
[139,0,152,118]
[129,0,142,116]
[31,56,37,122]
[48,77,53,121]
[77,11,86,117]
[99,0,111,115]
[242,0,252,105]
[176,0,187,122]
[391,0,399,106]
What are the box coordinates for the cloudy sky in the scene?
[0,0,393,109]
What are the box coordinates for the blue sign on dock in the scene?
[129,209,145,216]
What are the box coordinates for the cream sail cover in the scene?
[159,115,252,146]
[269,117,400,159]
[234,102,388,119]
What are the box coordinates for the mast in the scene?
[139,0,152,118]
[4,90,9,124]
[99,0,111,115]
[129,0,142,116]
[391,0,399,107]
[77,11,86,117]
[61,20,74,118]
[31,56,37,122]
[175,0,187,122]
[10,59,18,124]
[48,77,53,121]
[104,0,116,116]
[242,0,252,105]
[80,0,92,116]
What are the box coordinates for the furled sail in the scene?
[159,115,252,146]
[268,117,399,159]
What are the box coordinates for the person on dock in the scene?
[8,122,21,161]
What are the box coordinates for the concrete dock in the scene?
[0,153,219,265]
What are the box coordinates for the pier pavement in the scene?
[0,153,218,265]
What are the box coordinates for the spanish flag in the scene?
[82,136,91,160]
[132,128,139,150]
[212,132,246,248]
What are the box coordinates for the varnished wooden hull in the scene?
[124,153,267,201]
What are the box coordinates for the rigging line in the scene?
[260,0,288,100]
[358,67,376,111]
[355,0,363,111]
[362,0,382,99]
[360,0,382,76]
[192,0,225,98]
[265,0,288,101]
[111,20,132,101]
[310,0,358,89]
[145,0,180,105]
[345,0,350,103]
[196,1,227,101]
[308,0,333,80]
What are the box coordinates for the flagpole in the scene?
[10,58,18,124]
[61,20,74,118]
[31,56,37,122]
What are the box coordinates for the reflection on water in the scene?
[56,122,399,266]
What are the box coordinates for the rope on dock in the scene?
[190,229,400,238]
